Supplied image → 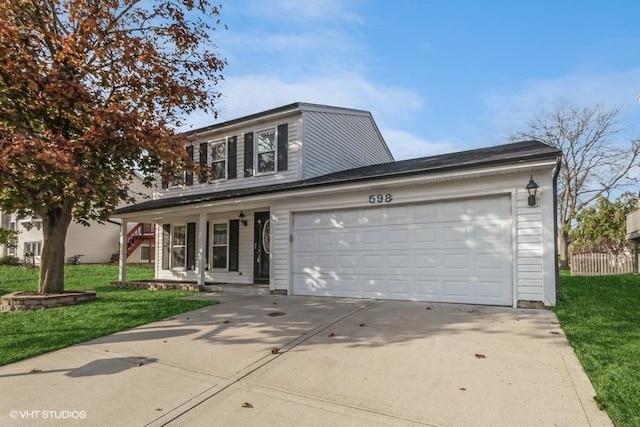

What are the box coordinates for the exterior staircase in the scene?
[111,223,155,262]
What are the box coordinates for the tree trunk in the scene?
[38,201,73,293]
[558,229,570,269]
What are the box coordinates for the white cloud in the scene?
[483,68,640,137]
[208,73,423,125]
[380,128,456,161]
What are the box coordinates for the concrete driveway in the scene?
[0,292,612,426]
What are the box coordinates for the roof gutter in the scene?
[115,157,559,220]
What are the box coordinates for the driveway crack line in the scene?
[146,299,379,427]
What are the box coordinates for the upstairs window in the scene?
[211,140,227,180]
[256,129,276,174]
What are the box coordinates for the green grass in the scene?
[555,274,640,427]
[0,264,216,366]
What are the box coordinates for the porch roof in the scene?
[115,140,561,215]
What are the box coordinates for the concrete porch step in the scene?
[202,283,271,296]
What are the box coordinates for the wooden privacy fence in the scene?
[571,253,634,276]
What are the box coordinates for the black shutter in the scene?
[244,133,253,177]
[199,142,208,183]
[186,222,196,270]
[162,224,170,270]
[229,219,239,272]
[277,124,288,171]
[228,136,237,179]
[205,221,210,271]
[185,146,194,185]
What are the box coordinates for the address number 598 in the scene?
[369,194,393,204]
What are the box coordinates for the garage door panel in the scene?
[293,195,512,306]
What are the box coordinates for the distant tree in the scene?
[0,0,225,293]
[510,103,640,267]
[570,192,638,255]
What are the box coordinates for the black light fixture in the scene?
[526,176,539,207]
[239,211,247,227]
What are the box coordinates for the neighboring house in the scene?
[115,102,562,307]
[626,209,640,273]
[0,174,155,264]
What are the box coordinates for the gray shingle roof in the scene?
[115,140,561,215]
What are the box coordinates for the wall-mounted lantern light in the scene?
[526,176,539,207]
[239,211,248,227]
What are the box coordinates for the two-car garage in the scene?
[292,194,513,306]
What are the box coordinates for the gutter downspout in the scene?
[553,155,562,302]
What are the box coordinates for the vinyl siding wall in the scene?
[155,211,257,284]
[301,111,393,179]
[271,168,557,306]
[156,118,302,198]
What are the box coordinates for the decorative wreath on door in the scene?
[262,220,271,255]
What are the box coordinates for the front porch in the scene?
[115,206,274,289]
[111,279,273,295]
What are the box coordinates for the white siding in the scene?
[155,211,258,284]
[271,208,290,292]
[156,118,302,198]
[302,110,393,179]
[273,168,557,306]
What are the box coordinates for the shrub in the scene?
[0,255,20,266]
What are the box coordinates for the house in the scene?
[114,102,562,307]
[0,174,155,264]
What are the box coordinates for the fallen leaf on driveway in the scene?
[29,368,41,373]
[328,332,335,337]
[271,347,280,354]
[223,320,230,324]
[459,387,466,391]
[550,331,560,335]
[359,323,365,327]
[241,402,253,408]
[474,354,486,359]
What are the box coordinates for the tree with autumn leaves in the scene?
[0,0,225,293]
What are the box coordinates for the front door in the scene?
[254,211,270,283]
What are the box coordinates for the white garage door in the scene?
[292,195,512,305]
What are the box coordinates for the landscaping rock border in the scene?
[1,291,97,312]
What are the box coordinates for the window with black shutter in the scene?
[228,136,237,179]
[185,146,194,185]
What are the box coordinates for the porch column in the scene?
[118,220,127,283]
[197,212,207,288]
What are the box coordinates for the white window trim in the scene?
[139,242,154,262]
[210,139,228,181]
[255,127,277,176]
[171,224,187,270]
[211,221,229,270]
[24,241,42,257]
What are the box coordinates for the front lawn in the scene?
[556,274,640,427]
[0,264,216,366]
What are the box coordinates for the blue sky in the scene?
[185,0,640,160]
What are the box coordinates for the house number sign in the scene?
[369,194,393,204]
